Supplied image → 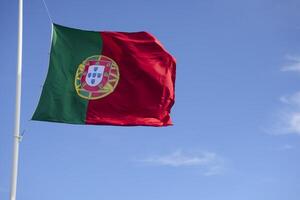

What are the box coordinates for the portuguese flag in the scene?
[32,24,176,126]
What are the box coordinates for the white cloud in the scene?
[280,92,300,107]
[280,144,294,150]
[269,55,300,135]
[282,55,300,72]
[273,92,300,135]
[269,110,300,135]
[288,112,300,133]
[139,150,225,176]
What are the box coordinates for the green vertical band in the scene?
[32,24,103,124]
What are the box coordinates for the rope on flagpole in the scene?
[41,0,53,23]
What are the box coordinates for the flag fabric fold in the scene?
[32,24,176,126]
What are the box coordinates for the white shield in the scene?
[85,65,105,87]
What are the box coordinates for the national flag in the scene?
[32,24,176,126]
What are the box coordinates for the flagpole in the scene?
[10,0,23,199]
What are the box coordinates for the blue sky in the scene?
[1,0,300,199]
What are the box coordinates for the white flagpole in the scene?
[10,0,23,199]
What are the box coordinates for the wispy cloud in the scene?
[280,144,295,150]
[272,93,300,135]
[280,92,300,107]
[269,55,300,135]
[287,112,300,133]
[138,150,225,176]
[282,55,300,72]
[267,107,300,135]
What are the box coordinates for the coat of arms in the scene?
[75,55,120,100]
